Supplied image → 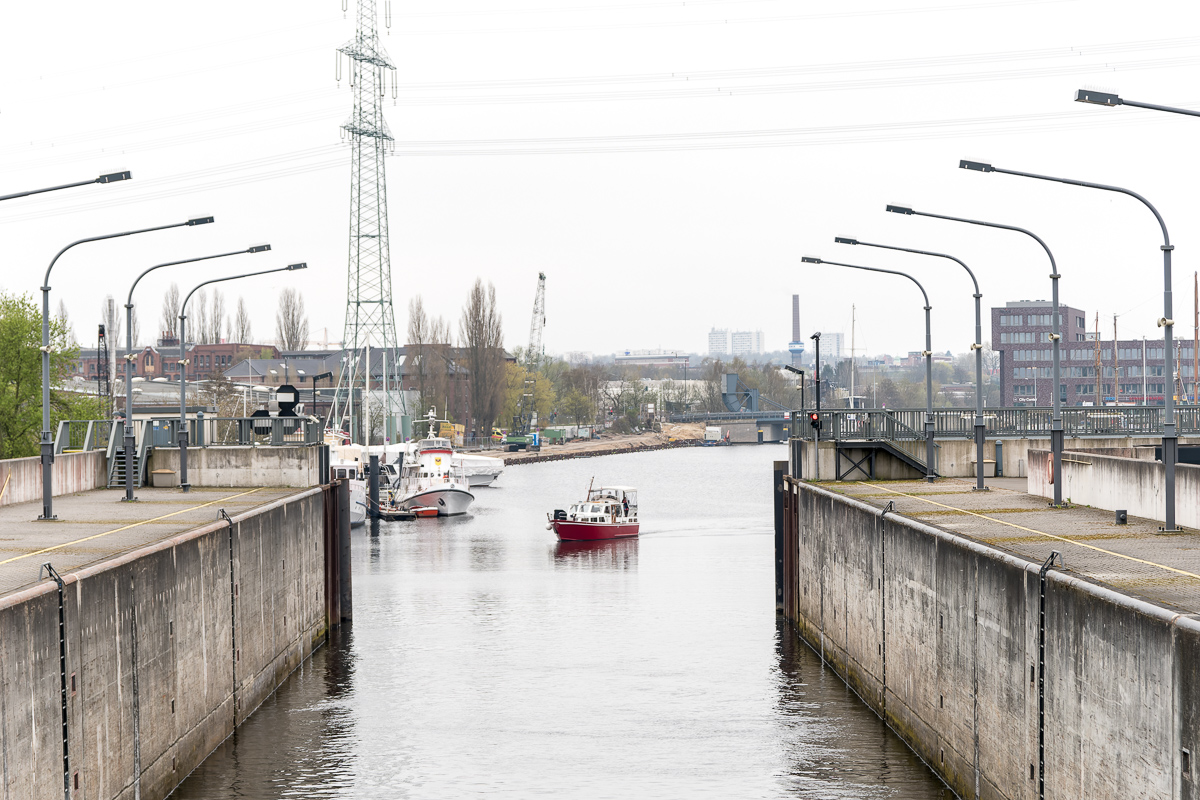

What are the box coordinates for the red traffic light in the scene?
[808,412,819,421]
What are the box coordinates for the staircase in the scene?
[107,449,143,489]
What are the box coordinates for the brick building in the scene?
[69,340,280,384]
[991,300,1196,406]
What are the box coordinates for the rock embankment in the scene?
[503,423,705,465]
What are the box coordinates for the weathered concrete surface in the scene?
[1027,446,1200,529]
[785,475,1200,799]
[0,449,106,507]
[0,485,327,800]
[149,445,321,488]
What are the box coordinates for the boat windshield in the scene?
[417,438,453,453]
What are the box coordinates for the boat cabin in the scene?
[564,486,637,523]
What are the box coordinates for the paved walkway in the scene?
[825,477,1200,615]
[0,486,304,597]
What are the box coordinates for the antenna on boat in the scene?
[586,476,594,501]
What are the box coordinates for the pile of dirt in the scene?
[658,422,705,442]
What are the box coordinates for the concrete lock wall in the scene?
[150,446,322,488]
[782,478,1200,799]
[0,487,328,800]
[0,450,107,507]
[1027,447,1200,528]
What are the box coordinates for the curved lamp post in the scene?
[955,159,1178,530]
[1075,89,1200,118]
[1,169,130,203]
[177,262,307,491]
[835,236,988,491]
[886,202,1065,508]
[121,244,270,502]
[37,214,213,521]
[802,255,937,482]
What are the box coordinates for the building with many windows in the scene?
[730,330,765,357]
[707,328,729,356]
[991,300,1196,406]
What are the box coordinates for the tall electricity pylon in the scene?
[330,0,400,441]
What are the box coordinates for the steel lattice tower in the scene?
[331,0,399,436]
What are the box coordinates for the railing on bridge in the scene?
[56,416,324,453]
[790,405,1200,440]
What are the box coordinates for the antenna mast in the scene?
[329,0,400,442]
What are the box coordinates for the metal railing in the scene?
[152,416,323,447]
[790,405,1200,440]
[54,419,114,454]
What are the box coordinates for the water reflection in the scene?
[175,445,949,798]
[551,537,639,570]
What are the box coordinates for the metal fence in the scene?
[54,419,112,454]
[790,406,1200,440]
[56,416,323,453]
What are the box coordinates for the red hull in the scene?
[552,520,640,541]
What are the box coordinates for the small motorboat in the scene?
[412,506,439,518]
[547,483,639,541]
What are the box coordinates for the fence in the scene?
[790,405,1200,441]
[56,416,324,453]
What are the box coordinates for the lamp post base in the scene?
[971,487,991,492]
[180,483,191,492]
[37,515,58,520]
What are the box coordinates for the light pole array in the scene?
[1,170,130,203]
[38,215,214,521]
[954,159,1179,531]
[177,263,306,491]
[886,202,1066,507]
[834,236,989,491]
[121,245,270,502]
[803,256,937,482]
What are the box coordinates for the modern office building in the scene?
[708,328,729,356]
[731,330,765,357]
[991,299,1197,406]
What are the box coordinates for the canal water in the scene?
[174,444,951,799]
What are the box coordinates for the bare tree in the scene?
[275,288,309,351]
[193,289,209,344]
[234,297,252,342]
[459,278,505,438]
[406,295,454,417]
[129,307,140,349]
[207,289,226,344]
[55,298,76,345]
[160,283,181,341]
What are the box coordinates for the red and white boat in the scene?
[547,485,639,541]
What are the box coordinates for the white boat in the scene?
[389,409,475,516]
[329,442,368,527]
[454,452,504,487]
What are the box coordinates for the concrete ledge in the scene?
[149,446,322,488]
[784,477,1198,799]
[0,449,106,507]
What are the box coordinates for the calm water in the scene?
[173,444,951,799]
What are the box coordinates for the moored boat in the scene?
[389,409,475,516]
[547,484,639,541]
[455,452,505,487]
[328,442,368,527]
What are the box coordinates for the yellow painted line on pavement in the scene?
[863,482,1200,581]
[0,488,264,567]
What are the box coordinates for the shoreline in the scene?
[502,434,701,465]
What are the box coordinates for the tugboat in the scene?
[389,408,475,516]
[547,482,639,541]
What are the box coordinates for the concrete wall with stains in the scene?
[0,487,327,800]
[783,478,1200,799]
[0,450,107,507]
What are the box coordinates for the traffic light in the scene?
[808,412,821,430]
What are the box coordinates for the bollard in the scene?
[337,479,352,622]
[995,440,1004,478]
[368,454,380,519]
[774,460,786,614]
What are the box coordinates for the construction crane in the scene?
[505,273,547,451]
[526,272,546,372]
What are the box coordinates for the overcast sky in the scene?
[3,0,1200,360]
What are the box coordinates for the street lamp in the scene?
[835,235,989,492]
[1074,89,1200,119]
[37,214,213,521]
[121,244,271,502]
[177,263,306,491]
[954,159,1179,530]
[1,170,130,203]
[803,255,937,482]
[886,202,1066,506]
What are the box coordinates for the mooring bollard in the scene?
[337,479,352,622]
